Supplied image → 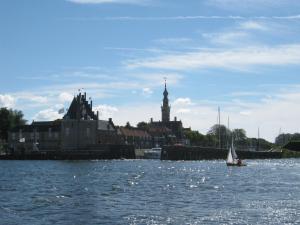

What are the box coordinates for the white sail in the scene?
[226,147,234,163]
[231,144,238,160]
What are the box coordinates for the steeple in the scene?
[161,78,170,122]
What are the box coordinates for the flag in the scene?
[58,108,64,114]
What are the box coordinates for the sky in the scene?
[1,0,300,142]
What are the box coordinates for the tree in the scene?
[184,130,206,146]
[125,121,131,129]
[207,124,231,148]
[275,133,300,146]
[137,121,149,130]
[0,108,26,141]
[232,129,247,148]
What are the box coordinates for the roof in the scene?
[98,120,115,131]
[10,121,61,132]
[148,126,172,136]
[119,127,151,138]
[63,92,98,120]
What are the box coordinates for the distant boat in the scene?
[226,141,246,167]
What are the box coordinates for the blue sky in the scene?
[1,0,300,141]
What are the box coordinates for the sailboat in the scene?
[226,140,246,166]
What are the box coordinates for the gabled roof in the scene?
[63,92,98,120]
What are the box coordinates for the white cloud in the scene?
[239,21,267,30]
[0,94,15,108]
[94,104,118,119]
[103,15,300,21]
[154,38,192,45]
[104,15,245,21]
[33,109,62,121]
[208,0,300,11]
[176,108,191,114]
[59,92,74,103]
[142,87,153,97]
[17,93,48,104]
[129,73,183,86]
[202,31,249,45]
[66,0,150,5]
[173,98,194,107]
[176,89,300,142]
[126,44,300,71]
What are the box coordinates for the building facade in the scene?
[8,92,121,153]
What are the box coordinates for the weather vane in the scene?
[163,77,167,86]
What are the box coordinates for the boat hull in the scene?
[226,162,246,167]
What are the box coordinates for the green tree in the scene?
[0,108,26,141]
[137,121,149,130]
[125,121,131,129]
[232,128,247,148]
[207,124,231,148]
[184,130,206,146]
[275,133,293,146]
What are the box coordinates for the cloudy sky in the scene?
[1,0,300,142]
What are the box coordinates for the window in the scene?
[86,127,90,137]
[12,133,16,140]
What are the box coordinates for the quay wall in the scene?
[0,144,135,160]
[161,146,282,160]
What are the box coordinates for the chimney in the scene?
[150,118,153,123]
[174,116,177,121]
[97,111,99,120]
[84,92,86,100]
[90,100,93,110]
[109,118,112,123]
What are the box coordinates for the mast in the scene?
[257,127,260,151]
[227,116,230,149]
[218,106,221,149]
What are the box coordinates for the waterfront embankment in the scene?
[161,146,300,160]
[0,144,135,160]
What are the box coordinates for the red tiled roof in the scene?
[119,127,151,138]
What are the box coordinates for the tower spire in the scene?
[161,77,170,122]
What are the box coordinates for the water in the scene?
[0,159,299,225]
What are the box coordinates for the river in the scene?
[0,159,299,224]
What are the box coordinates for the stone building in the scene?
[8,92,121,153]
[8,120,61,154]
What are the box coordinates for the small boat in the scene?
[226,141,246,167]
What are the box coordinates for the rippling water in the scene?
[0,159,299,225]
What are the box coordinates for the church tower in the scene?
[161,79,170,122]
